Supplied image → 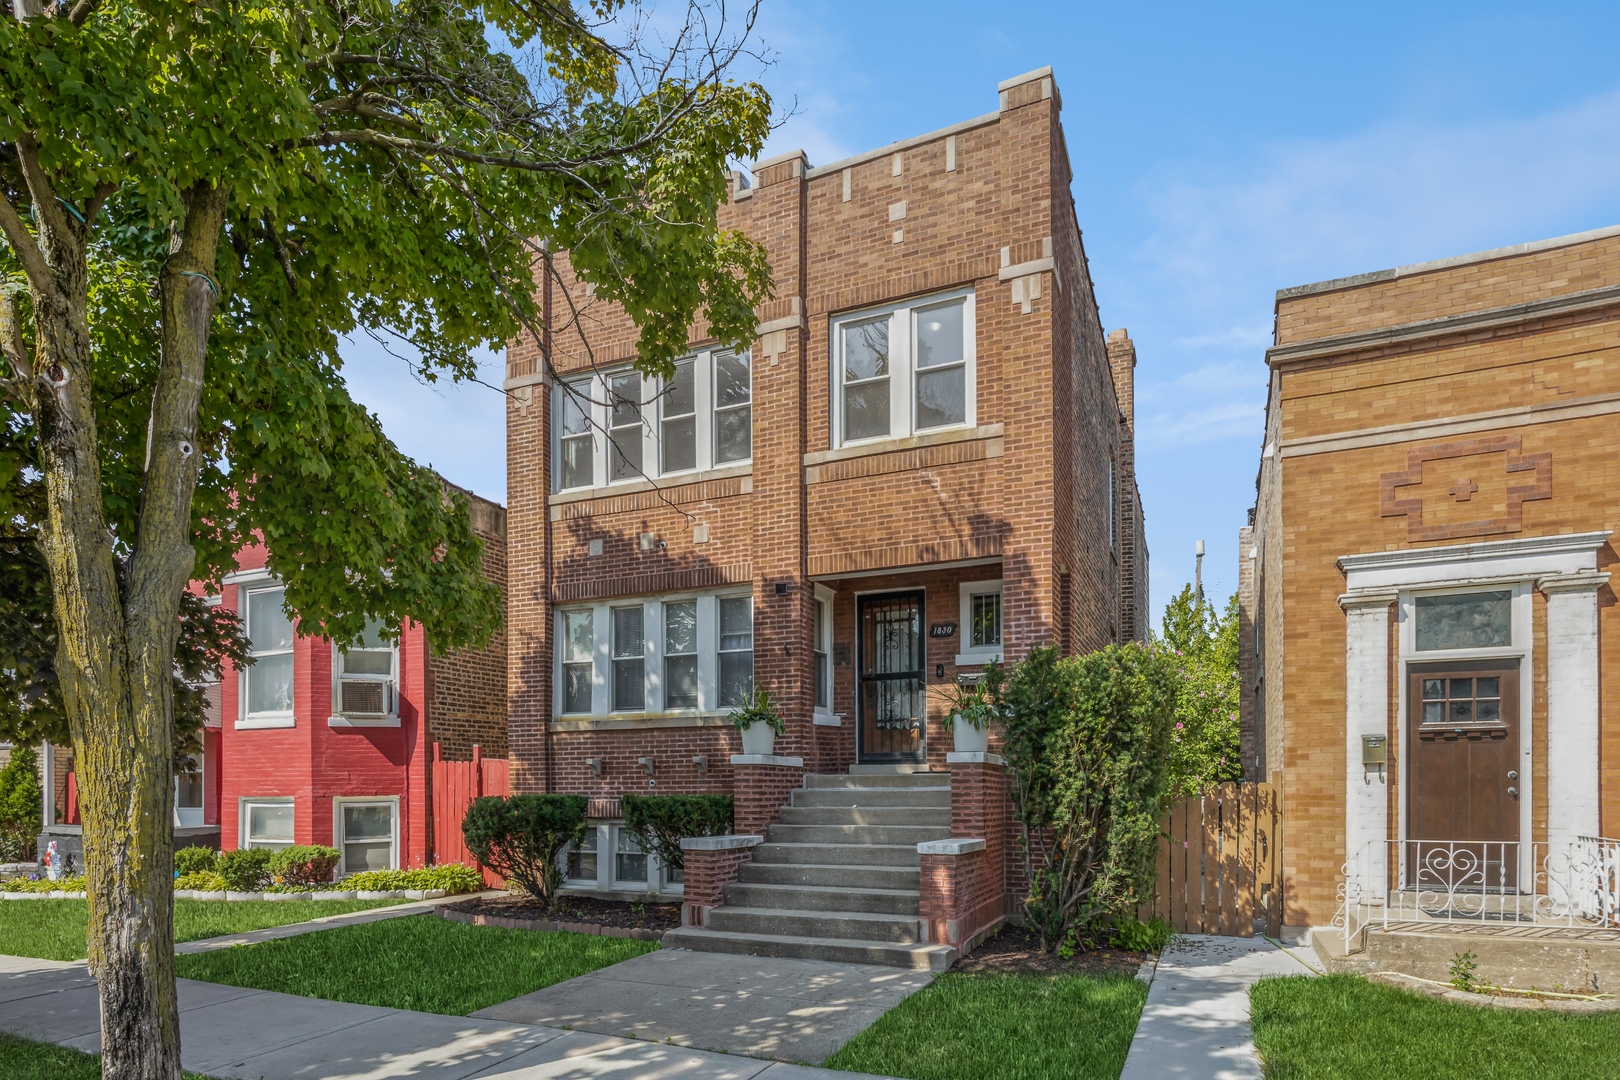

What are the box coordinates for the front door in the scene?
[857,592,926,764]
[1408,660,1521,890]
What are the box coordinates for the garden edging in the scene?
[436,906,663,941]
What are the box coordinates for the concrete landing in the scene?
[1119,935,1319,1080]
[472,947,933,1064]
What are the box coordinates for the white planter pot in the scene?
[952,714,991,754]
[739,721,777,756]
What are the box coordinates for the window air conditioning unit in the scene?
[340,679,392,717]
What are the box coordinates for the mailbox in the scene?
[1361,734,1387,765]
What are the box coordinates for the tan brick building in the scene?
[502,66,1147,922]
[1242,225,1620,934]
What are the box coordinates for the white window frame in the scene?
[552,352,753,494]
[552,589,753,718]
[562,825,602,887]
[813,584,839,725]
[831,287,977,448]
[238,582,296,729]
[556,822,683,896]
[239,797,295,851]
[957,579,1004,666]
[332,796,400,877]
[328,626,400,729]
[174,754,204,828]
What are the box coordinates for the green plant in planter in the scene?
[933,662,1006,730]
[621,794,734,877]
[728,685,786,735]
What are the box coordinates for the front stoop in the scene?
[1313,921,1620,992]
[663,770,958,971]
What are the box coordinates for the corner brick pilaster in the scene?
[918,752,1011,954]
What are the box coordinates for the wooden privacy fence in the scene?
[1140,782,1281,937]
[432,743,510,886]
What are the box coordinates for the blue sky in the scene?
[337,1,1620,629]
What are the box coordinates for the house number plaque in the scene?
[930,622,957,638]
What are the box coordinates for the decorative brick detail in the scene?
[680,844,755,927]
[1379,435,1553,541]
[732,760,805,836]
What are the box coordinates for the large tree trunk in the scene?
[23,168,228,1079]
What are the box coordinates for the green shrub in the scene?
[1,875,86,893]
[727,684,786,734]
[217,848,275,892]
[995,644,1177,951]
[174,846,220,877]
[462,795,586,906]
[268,845,339,886]
[0,746,43,862]
[620,794,733,873]
[1110,916,1173,953]
[174,871,227,892]
[343,864,484,894]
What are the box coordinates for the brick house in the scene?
[503,67,1148,963]
[1239,226,1620,957]
[180,487,508,873]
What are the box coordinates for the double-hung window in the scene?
[334,619,396,721]
[663,601,698,709]
[612,606,645,711]
[242,799,294,851]
[243,585,294,724]
[719,596,754,707]
[813,592,832,714]
[957,580,1004,666]
[553,351,752,492]
[561,611,595,714]
[337,800,396,875]
[833,289,975,447]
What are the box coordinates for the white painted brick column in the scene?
[1340,590,1397,899]
[1539,572,1609,853]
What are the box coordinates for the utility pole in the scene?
[1194,539,1205,605]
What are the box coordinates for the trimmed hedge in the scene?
[342,865,483,894]
[217,848,275,892]
[462,795,586,906]
[620,794,733,873]
[268,845,339,886]
[174,846,220,877]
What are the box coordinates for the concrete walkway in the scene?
[1119,935,1320,1080]
[173,890,496,954]
[475,948,933,1064]
[0,954,899,1080]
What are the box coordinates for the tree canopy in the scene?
[1157,585,1244,796]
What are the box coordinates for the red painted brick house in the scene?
[502,67,1150,964]
[191,488,509,874]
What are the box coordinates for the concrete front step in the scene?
[805,773,949,789]
[777,806,951,827]
[663,926,956,972]
[706,906,924,943]
[792,786,953,808]
[723,881,921,916]
[749,842,921,867]
[737,861,921,891]
[849,764,937,775]
[766,823,953,846]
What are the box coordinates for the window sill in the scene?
[236,715,295,730]
[813,711,843,727]
[550,712,736,732]
[328,714,402,729]
[550,462,753,505]
[954,650,1003,666]
[805,423,1003,468]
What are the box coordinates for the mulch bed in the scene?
[440,893,680,940]
[952,924,1151,977]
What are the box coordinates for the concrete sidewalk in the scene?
[475,947,932,1064]
[1119,935,1320,1080]
[0,954,900,1080]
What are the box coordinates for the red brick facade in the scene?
[503,68,1146,881]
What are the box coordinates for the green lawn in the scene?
[1251,974,1620,1079]
[173,915,659,1015]
[0,898,405,961]
[824,970,1148,1080]
[0,1032,214,1080]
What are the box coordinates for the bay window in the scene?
[242,585,294,726]
[554,591,753,717]
[832,289,976,447]
[553,350,752,493]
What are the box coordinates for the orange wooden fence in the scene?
[1140,782,1281,937]
[432,743,509,886]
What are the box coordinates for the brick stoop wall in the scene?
[679,834,763,927]
[732,756,806,835]
[918,754,1012,954]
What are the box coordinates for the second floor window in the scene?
[554,350,752,492]
[335,619,397,718]
[244,585,294,718]
[833,289,976,447]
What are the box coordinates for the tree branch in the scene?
[14,135,72,243]
[0,190,49,294]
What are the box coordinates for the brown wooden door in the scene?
[1408,660,1520,889]
[857,592,926,764]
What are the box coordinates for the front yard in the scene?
[0,1032,213,1080]
[0,898,405,961]
[171,914,659,1015]
[1251,973,1620,1079]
